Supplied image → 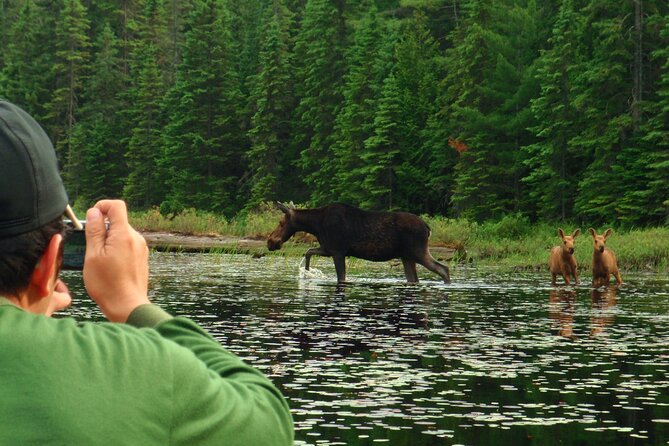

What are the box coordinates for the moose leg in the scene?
[304,247,330,270]
[418,254,451,284]
[613,270,623,285]
[333,255,346,283]
[401,258,419,283]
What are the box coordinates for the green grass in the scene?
[123,207,669,273]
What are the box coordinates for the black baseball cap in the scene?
[0,100,69,237]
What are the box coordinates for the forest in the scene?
[0,0,668,227]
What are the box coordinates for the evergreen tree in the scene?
[450,0,543,221]
[291,0,346,204]
[631,10,669,224]
[46,0,91,166]
[331,2,388,207]
[0,0,53,119]
[391,14,441,214]
[571,0,634,224]
[228,0,265,98]
[123,0,168,208]
[68,23,127,205]
[245,0,296,210]
[523,0,585,221]
[361,72,403,210]
[162,0,246,216]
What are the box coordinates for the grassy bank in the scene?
[125,207,669,273]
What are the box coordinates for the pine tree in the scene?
[291,0,346,204]
[450,0,544,221]
[162,0,246,216]
[68,23,127,205]
[46,0,91,167]
[123,0,169,209]
[523,0,585,221]
[632,10,669,224]
[331,2,387,207]
[227,0,265,98]
[391,14,441,213]
[571,0,634,224]
[245,0,296,210]
[0,0,53,119]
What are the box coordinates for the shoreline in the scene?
[141,231,665,273]
[141,231,457,261]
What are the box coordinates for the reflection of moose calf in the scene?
[548,286,618,338]
[548,289,576,337]
[588,228,623,287]
[591,285,618,336]
[549,228,581,286]
[267,202,451,284]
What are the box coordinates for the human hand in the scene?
[83,200,150,322]
[45,279,72,316]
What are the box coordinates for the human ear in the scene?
[30,234,63,298]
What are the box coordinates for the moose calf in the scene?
[588,228,623,287]
[549,228,580,286]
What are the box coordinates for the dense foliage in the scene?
[1,0,667,226]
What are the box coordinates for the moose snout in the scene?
[267,237,282,251]
[598,246,605,253]
[568,247,574,254]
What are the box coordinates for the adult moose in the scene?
[267,202,451,284]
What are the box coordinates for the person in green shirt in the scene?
[0,100,294,445]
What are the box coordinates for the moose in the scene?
[549,228,581,286]
[267,202,451,284]
[588,228,623,287]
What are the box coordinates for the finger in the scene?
[94,200,129,227]
[85,207,107,253]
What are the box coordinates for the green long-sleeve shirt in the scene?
[0,299,294,445]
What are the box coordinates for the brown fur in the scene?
[549,228,580,285]
[267,202,450,284]
[588,228,623,287]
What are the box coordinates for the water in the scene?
[60,252,669,445]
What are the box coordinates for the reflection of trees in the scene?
[548,288,576,338]
[590,285,618,336]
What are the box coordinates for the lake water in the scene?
[61,252,669,446]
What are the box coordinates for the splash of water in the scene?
[298,257,326,279]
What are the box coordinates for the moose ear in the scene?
[588,228,596,238]
[276,201,291,214]
[288,201,296,209]
[572,228,581,238]
[557,228,565,239]
[604,228,613,239]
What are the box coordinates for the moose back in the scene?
[267,202,451,284]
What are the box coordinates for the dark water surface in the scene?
[61,253,669,445]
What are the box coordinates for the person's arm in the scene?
[83,200,294,445]
[127,305,294,445]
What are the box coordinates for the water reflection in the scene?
[591,285,618,336]
[59,254,669,446]
[548,288,576,338]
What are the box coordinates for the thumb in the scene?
[85,207,106,253]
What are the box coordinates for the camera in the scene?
[63,220,86,270]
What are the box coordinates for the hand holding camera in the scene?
[65,200,150,322]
